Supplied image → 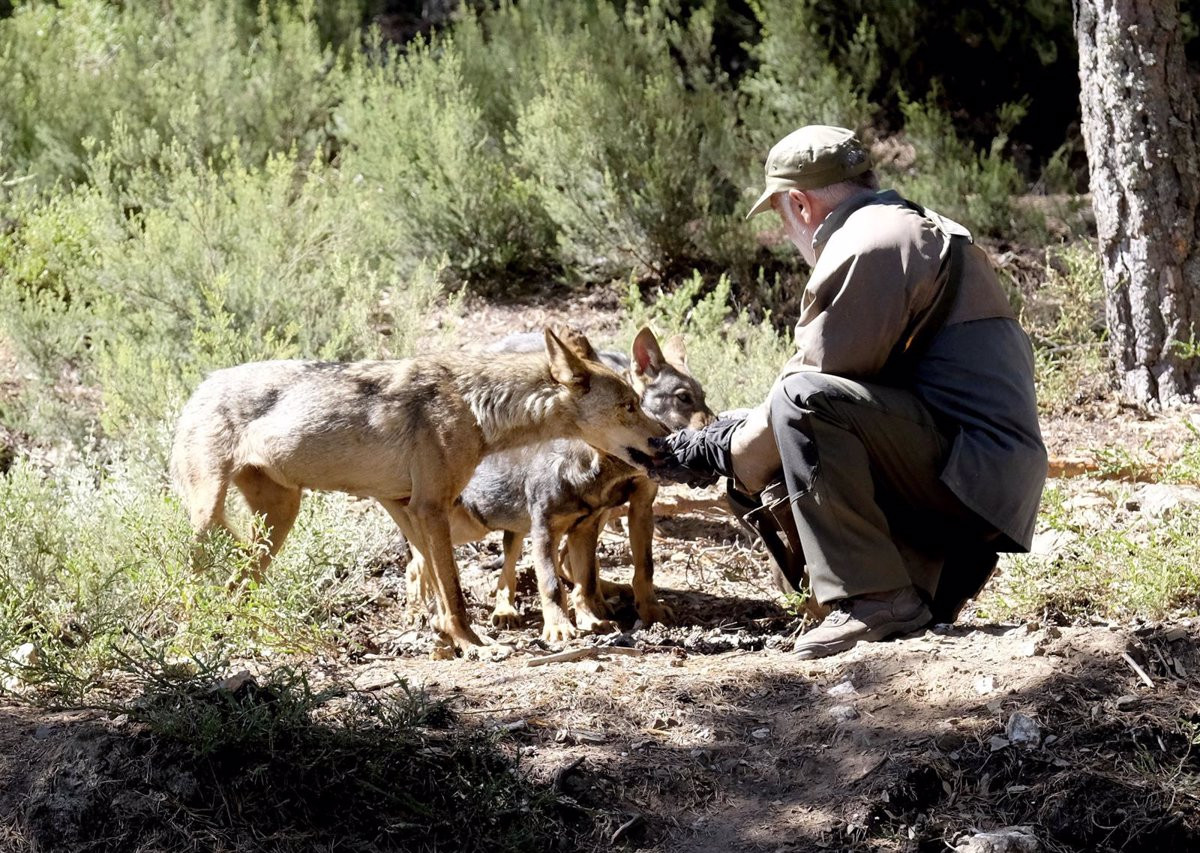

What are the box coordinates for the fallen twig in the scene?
[1121,651,1156,689]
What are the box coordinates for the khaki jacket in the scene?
[730,191,1046,550]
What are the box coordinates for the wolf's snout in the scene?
[626,446,666,470]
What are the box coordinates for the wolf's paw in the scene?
[541,618,578,644]
[636,599,674,627]
[490,602,523,630]
[575,613,615,635]
[467,641,514,662]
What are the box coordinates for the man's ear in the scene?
[661,334,688,368]
[631,326,665,381]
[545,327,590,391]
[789,188,816,225]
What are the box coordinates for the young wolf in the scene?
[407,327,713,640]
[170,328,667,653]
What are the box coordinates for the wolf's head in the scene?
[628,327,715,431]
[545,327,669,469]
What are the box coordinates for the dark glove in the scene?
[648,417,744,487]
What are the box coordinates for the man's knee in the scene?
[768,373,845,422]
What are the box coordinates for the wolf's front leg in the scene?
[490,530,524,629]
[530,515,577,643]
[628,479,673,625]
[565,516,614,635]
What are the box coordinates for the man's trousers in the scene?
[767,372,994,604]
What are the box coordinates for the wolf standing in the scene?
[171,328,667,654]
[655,125,1047,659]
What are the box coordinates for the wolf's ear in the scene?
[545,327,591,391]
[662,334,688,367]
[553,324,600,362]
[631,326,665,381]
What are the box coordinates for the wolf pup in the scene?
[407,327,713,640]
[170,328,667,654]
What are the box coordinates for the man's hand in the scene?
[648,417,744,487]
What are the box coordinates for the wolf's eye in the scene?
[624,400,637,413]
[675,391,693,405]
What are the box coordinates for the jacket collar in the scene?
[812,189,905,254]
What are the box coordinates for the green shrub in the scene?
[980,483,1200,623]
[738,0,878,150]
[0,130,447,457]
[0,0,346,189]
[887,89,1038,238]
[0,453,400,701]
[512,0,745,278]
[1018,242,1107,414]
[337,33,556,286]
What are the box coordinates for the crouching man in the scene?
[653,126,1047,660]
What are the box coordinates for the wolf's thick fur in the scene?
[171,328,667,652]
[407,328,713,640]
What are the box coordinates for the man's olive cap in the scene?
[746,125,871,219]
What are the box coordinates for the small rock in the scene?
[33,724,54,740]
[828,704,859,722]
[989,735,1011,752]
[1005,712,1041,747]
[1132,484,1200,519]
[7,642,39,668]
[827,679,857,698]
[578,660,604,674]
[975,674,996,695]
[215,670,255,692]
[935,729,966,752]
[751,727,770,739]
[1164,626,1187,643]
[1029,529,1077,557]
[1017,640,1044,657]
[1115,694,1140,710]
[955,826,1039,852]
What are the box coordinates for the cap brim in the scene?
[745,187,776,220]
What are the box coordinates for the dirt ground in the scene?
[3,486,1198,851]
[2,290,1199,851]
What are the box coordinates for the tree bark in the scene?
[1075,0,1200,407]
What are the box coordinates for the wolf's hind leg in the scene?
[232,466,302,585]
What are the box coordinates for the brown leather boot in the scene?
[793,586,931,660]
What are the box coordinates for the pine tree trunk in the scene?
[1074,0,1200,407]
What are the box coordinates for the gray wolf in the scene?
[406,327,713,641]
[170,328,668,653]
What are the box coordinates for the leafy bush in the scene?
[738,0,879,150]
[1018,242,1107,414]
[337,33,556,286]
[0,0,347,190]
[887,89,1038,238]
[980,483,1200,623]
[0,453,401,701]
[512,0,746,278]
